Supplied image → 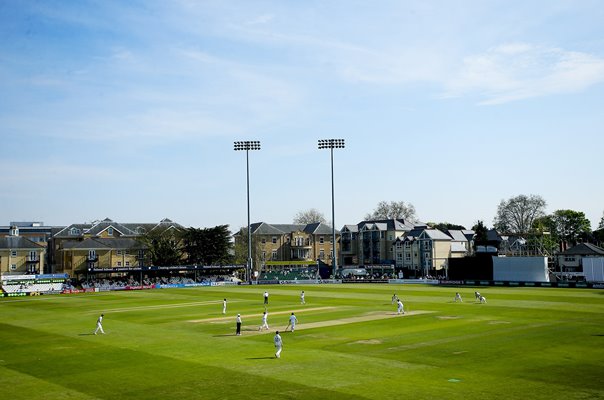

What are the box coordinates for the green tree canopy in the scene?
[180,225,233,265]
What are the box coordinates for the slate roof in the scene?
[54,218,183,237]
[250,222,340,235]
[447,230,468,242]
[356,219,416,232]
[0,236,45,250]
[560,243,604,256]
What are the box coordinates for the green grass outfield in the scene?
[1,284,603,400]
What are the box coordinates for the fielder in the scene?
[454,292,463,303]
[222,298,227,314]
[94,313,105,335]
[475,291,481,300]
[274,331,283,358]
[391,293,399,304]
[300,290,305,304]
[479,295,487,304]
[263,291,269,305]
[259,311,270,331]
[236,314,242,335]
[396,299,405,315]
[285,312,298,332]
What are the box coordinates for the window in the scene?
[10,264,17,271]
[29,251,37,261]
[271,250,277,260]
[107,227,114,236]
[261,251,266,260]
[69,228,80,236]
[261,238,266,244]
[117,261,122,267]
[125,261,130,266]
[117,250,123,256]
[272,236,277,244]
[89,250,96,260]
[319,236,324,244]
[11,250,17,257]
[564,256,576,262]
[319,249,325,259]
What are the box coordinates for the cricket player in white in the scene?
[300,291,305,304]
[94,314,105,335]
[222,298,227,314]
[475,291,481,300]
[396,299,405,315]
[259,311,269,331]
[274,331,283,358]
[286,312,298,332]
[263,291,269,305]
[479,295,487,303]
[454,292,463,302]
[236,314,242,335]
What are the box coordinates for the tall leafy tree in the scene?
[493,194,547,234]
[365,200,417,221]
[550,209,591,245]
[233,226,263,272]
[293,208,327,224]
[471,220,488,250]
[140,228,182,266]
[181,225,232,265]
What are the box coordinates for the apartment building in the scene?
[239,222,340,269]
[51,218,183,277]
[0,225,47,274]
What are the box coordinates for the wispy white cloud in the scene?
[442,43,604,104]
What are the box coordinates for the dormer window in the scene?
[107,227,114,236]
[69,228,81,236]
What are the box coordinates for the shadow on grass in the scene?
[246,357,276,360]
[78,333,96,336]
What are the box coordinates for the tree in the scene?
[365,200,417,221]
[293,208,326,224]
[233,226,263,275]
[599,211,604,230]
[472,220,488,248]
[550,209,591,245]
[493,194,547,234]
[180,225,233,265]
[428,222,466,231]
[140,228,182,266]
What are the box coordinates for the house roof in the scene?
[356,219,416,232]
[250,222,340,235]
[54,218,183,238]
[421,229,452,240]
[560,243,604,256]
[0,236,46,250]
[447,230,468,242]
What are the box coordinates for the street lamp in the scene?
[318,138,345,278]
[234,140,261,282]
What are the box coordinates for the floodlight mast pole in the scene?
[234,141,261,282]
[318,139,345,279]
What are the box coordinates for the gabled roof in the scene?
[341,224,359,233]
[560,243,604,256]
[0,236,46,250]
[420,229,452,240]
[54,218,183,238]
[356,219,416,232]
[447,230,468,242]
[249,222,340,235]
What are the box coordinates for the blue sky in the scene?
[1,0,603,232]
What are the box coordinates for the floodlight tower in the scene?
[234,140,261,282]
[317,139,345,278]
